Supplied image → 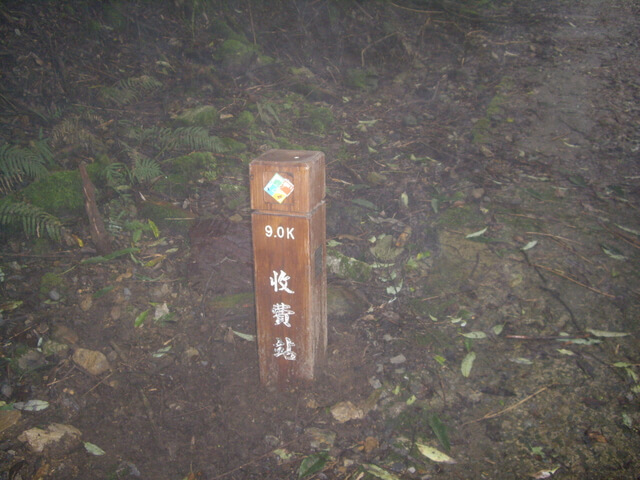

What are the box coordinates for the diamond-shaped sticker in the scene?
[264,173,294,204]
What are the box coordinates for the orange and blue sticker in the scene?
[264,173,294,203]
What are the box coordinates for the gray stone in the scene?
[72,348,111,375]
[327,284,367,321]
[390,354,406,364]
[19,423,82,456]
[17,350,47,372]
[369,377,382,389]
[330,401,364,423]
[305,427,336,449]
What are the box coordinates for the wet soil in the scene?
[1,1,639,479]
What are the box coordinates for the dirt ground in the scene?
[1,0,639,479]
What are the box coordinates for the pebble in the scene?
[72,348,111,375]
[471,187,485,200]
[264,435,280,447]
[18,423,82,455]
[48,289,60,301]
[52,325,79,345]
[1,382,13,398]
[390,354,406,364]
[79,295,93,311]
[17,350,47,371]
[402,114,418,127]
[330,401,364,423]
[369,377,382,389]
[305,427,336,449]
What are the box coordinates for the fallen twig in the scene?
[599,222,640,250]
[462,385,550,426]
[530,263,616,299]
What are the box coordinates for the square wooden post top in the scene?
[250,149,325,214]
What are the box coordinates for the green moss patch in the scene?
[22,170,86,216]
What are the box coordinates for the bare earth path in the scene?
[0,0,639,479]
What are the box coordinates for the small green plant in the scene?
[0,141,51,194]
[104,157,163,194]
[124,219,159,243]
[0,139,67,243]
[99,75,163,106]
[125,125,227,153]
[0,201,65,243]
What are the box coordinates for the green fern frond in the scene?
[132,157,162,183]
[50,116,105,153]
[0,144,48,194]
[173,127,227,152]
[104,162,130,188]
[29,138,55,167]
[125,126,227,154]
[0,200,65,242]
[100,75,163,106]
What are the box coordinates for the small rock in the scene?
[48,289,61,301]
[52,325,79,345]
[41,340,69,357]
[305,397,319,409]
[471,187,485,200]
[59,395,81,419]
[183,347,200,361]
[1,382,13,398]
[79,295,93,311]
[117,462,141,478]
[264,435,280,448]
[330,401,364,423]
[72,348,111,375]
[0,410,21,434]
[110,305,122,321]
[17,350,47,372]
[327,285,367,321]
[363,436,379,453]
[152,283,171,298]
[366,171,388,186]
[390,354,406,365]
[402,114,418,127]
[305,427,336,449]
[18,423,82,456]
[369,377,382,389]
[386,401,407,419]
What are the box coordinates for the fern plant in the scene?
[104,156,162,193]
[0,143,49,194]
[50,113,106,154]
[124,125,227,154]
[99,75,163,106]
[0,200,65,243]
[0,139,68,243]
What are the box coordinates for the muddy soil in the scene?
[1,1,639,479]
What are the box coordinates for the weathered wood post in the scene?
[250,150,327,386]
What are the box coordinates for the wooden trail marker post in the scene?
[250,150,327,386]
